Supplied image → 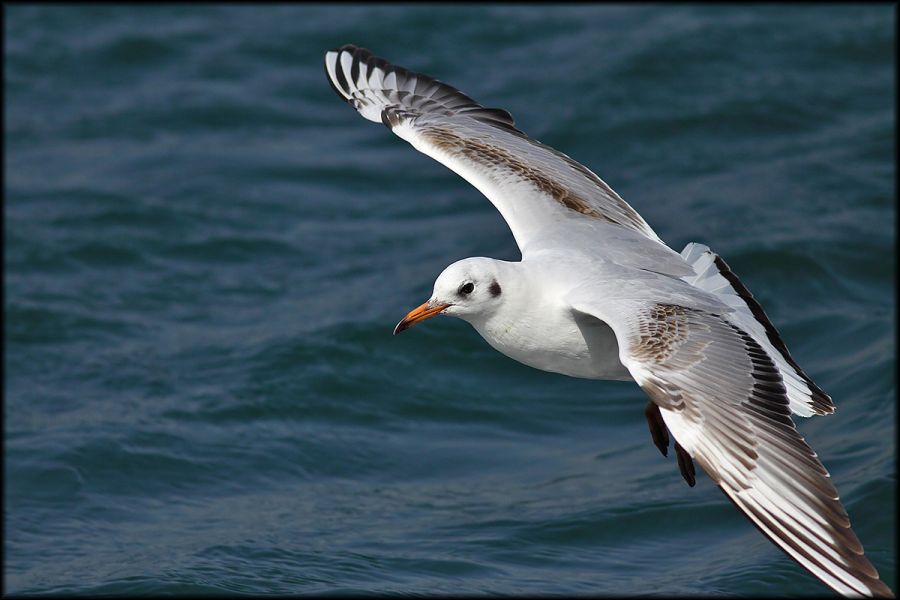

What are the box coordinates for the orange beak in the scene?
[393,300,451,335]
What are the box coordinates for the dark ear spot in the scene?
[489,280,501,297]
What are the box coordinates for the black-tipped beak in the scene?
[393,301,450,335]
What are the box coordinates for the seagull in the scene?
[324,44,893,598]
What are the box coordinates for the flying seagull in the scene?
[324,44,893,598]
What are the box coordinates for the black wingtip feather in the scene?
[712,255,834,416]
[324,54,348,102]
[349,57,360,90]
[326,45,376,104]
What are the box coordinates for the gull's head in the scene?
[393,257,505,334]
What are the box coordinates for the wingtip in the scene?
[324,44,383,104]
[323,49,346,100]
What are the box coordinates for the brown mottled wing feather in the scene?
[568,296,892,597]
[324,44,666,254]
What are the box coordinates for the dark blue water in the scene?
[5,5,895,596]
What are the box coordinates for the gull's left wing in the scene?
[324,44,690,276]
[566,290,892,598]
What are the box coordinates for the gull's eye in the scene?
[458,282,475,296]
